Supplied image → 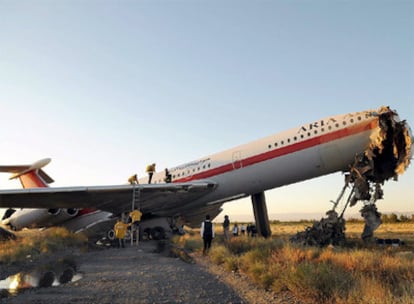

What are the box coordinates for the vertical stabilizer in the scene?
[0,158,54,188]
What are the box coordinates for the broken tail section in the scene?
[0,158,54,188]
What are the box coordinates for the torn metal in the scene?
[290,210,346,246]
[291,106,412,246]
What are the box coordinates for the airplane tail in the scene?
[0,158,54,188]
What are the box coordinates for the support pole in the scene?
[131,184,135,246]
[251,192,271,238]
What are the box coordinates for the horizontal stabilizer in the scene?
[0,158,54,184]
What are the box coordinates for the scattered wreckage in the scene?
[291,107,413,246]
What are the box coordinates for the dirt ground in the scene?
[1,241,302,304]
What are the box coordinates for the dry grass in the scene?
[179,221,414,304]
[0,227,87,265]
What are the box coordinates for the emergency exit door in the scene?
[232,151,243,169]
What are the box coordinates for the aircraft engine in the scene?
[4,208,61,230]
[48,208,60,215]
[65,208,79,217]
[37,208,79,227]
[3,207,81,230]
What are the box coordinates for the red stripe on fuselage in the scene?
[174,119,378,183]
[78,208,97,216]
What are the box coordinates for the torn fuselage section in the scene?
[291,106,413,246]
[349,107,412,240]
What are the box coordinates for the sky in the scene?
[0,0,413,221]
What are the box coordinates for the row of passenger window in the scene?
[267,116,363,150]
[152,163,212,184]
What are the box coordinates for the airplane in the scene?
[0,106,412,240]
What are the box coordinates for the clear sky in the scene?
[0,1,413,221]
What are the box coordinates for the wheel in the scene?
[150,226,166,240]
[107,229,115,240]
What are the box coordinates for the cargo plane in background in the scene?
[0,106,412,240]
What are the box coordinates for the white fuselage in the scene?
[3,107,411,232]
[143,109,379,209]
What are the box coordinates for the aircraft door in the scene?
[232,151,243,169]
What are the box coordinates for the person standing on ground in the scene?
[222,215,230,241]
[114,216,129,248]
[200,214,215,255]
[129,208,142,245]
[146,163,156,184]
[241,224,246,236]
[232,223,239,236]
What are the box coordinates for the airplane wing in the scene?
[0,182,218,226]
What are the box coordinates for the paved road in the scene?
[2,242,246,304]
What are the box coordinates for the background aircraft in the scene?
[0,106,412,240]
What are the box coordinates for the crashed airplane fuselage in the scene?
[0,106,412,242]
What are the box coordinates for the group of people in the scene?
[128,163,172,185]
[114,208,143,248]
[201,214,258,255]
[230,223,257,237]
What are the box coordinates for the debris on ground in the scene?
[290,210,346,246]
[360,204,382,241]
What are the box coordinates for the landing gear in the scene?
[251,192,271,238]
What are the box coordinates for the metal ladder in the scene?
[131,184,141,211]
[131,184,141,245]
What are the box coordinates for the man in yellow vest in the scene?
[130,208,142,224]
[114,216,129,248]
[146,163,156,184]
[129,208,143,245]
[128,174,139,185]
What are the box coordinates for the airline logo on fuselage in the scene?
[297,111,371,134]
